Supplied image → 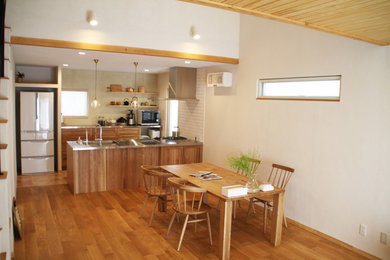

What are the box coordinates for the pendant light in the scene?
[131,61,140,109]
[91,59,100,109]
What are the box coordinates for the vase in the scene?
[17,77,23,83]
[245,178,260,193]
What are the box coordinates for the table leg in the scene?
[219,200,232,260]
[270,192,284,246]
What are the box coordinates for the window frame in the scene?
[61,90,89,118]
[256,75,341,102]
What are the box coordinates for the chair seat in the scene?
[146,186,170,197]
[173,207,209,216]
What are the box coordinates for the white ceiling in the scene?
[12,45,225,73]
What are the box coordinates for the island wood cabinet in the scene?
[68,144,202,194]
[160,145,202,165]
[61,127,140,170]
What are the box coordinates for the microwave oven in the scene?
[138,110,160,126]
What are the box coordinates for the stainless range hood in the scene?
[168,67,197,100]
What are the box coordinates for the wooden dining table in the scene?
[161,162,285,260]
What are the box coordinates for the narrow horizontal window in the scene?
[61,90,88,117]
[257,75,341,101]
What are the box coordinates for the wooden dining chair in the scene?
[139,165,172,226]
[218,157,260,219]
[246,163,294,233]
[166,177,212,251]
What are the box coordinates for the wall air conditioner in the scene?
[207,72,232,87]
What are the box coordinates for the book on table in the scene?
[189,171,222,181]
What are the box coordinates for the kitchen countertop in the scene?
[67,139,202,151]
[62,125,160,129]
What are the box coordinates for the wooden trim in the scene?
[0,171,8,180]
[11,36,240,64]
[0,144,8,149]
[0,77,9,80]
[287,218,381,260]
[0,119,8,123]
[256,97,340,102]
[4,41,10,44]
[3,58,10,62]
[110,92,159,94]
[0,252,6,260]
[179,0,389,46]
[0,96,9,100]
[5,25,11,29]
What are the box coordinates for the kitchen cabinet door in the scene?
[116,128,140,140]
[183,146,203,164]
[160,146,183,165]
[102,128,116,140]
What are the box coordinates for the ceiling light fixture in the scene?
[91,59,100,109]
[144,69,150,72]
[185,60,191,64]
[63,64,69,67]
[86,10,98,26]
[78,51,86,55]
[190,26,200,40]
[131,62,140,109]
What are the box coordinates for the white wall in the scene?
[5,0,240,58]
[204,14,390,259]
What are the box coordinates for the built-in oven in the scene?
[137,110,160,126]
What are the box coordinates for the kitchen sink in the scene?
[137,139,160,145]
[82,140,116,147]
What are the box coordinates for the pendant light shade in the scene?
[131,61,140,109]
[91,59,100,109]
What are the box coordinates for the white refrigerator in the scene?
[20,92,54,174]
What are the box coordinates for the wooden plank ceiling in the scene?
[181,0,390,46]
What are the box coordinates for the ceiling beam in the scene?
[179,0,389,46]
[11,36,239,65]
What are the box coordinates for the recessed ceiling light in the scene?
[78,51,86,55]
[89,19,98,26]
[144,69,150,72]
[184,60,191,64]
[190,26,200,40]
[63,64,69,67]
[86,10,98,26]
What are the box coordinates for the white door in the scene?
[38,92,54,131]
[20,92,37,132]
[21,140,54,157]
[22,157,54,174]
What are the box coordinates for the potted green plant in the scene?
[228,150,261,193]
[16,72,25,83]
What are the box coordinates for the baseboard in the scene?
[286,218,381,260]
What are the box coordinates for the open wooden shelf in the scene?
[0,96,8,100]
[0,119,8,124]
[3,58,10,62]
[107,91,158,94]
[0,171,8,180]
[0,77,9,80]
[0,144,8,149]
[15,82,58,87]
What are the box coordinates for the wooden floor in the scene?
[14,173,368,260]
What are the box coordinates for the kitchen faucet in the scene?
[95,124,103,142]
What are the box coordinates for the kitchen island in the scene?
[67,139,202,194]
